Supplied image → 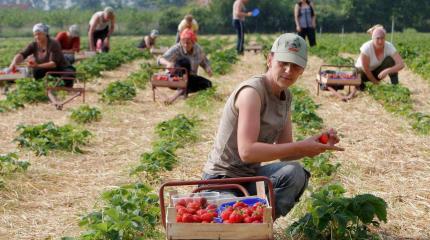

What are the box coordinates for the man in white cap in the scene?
[56,24,81,64]
[137,29,159,50]
[202,33,344,219]
[88,6,115,52]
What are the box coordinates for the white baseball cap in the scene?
[271,33,308,68]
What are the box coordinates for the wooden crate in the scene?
[245,45,263,53]
[316,73,361,86]
[164,178,274,240]
[316,65,361,86]
[166,196,274,240]
[151,73,187,88]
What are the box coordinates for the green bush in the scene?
[155,114,198,144]
[288,184,387,240]
[100,81,136,104]
[70,105,102,124]
[78,183,161,240]
[15,122,92,156]
[186,86,220,110]
[290,87,324,135]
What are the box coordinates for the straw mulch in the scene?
[0,50,266,239]
[291,56,430,239]
[0,46,429,240]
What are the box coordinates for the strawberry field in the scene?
[0,33,429,240]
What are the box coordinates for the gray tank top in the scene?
[203,75,292,177]
[299,5,313,28]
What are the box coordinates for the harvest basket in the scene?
[159,176,275,240]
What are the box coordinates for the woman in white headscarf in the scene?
[355,25,405,90]
[9,23,74,84]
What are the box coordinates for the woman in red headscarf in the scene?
[355,25,405,91]
[158,29,213,104]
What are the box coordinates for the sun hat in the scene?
[271,33,307,68]
[150,29,159,37]
[32,23,49,35]
[180,29,197,43]
[69,24,80,37]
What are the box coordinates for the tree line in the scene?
[0,0,428,37]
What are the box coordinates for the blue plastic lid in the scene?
[252,8,260,17]
[215,197,267,223]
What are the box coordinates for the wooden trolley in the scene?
[45,71,85,110]
[316,65,361,96]
[159,176,275,240]
[151,67,188,102]
[245,42,263,53]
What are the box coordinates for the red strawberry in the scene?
[319,133,329,144]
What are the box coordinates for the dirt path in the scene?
[0,51,428,240]
[342,52,430,115]
[295,56,430,239]
[0,51,265,239]
[0,57,160,239]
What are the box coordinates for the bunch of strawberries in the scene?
[219,201,266,224]
[175,197,218,223]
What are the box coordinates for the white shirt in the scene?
[355,40,396,71]
[89,11,111,31]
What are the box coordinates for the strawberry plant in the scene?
[125,63,154,90]
[366,82,430,135]
[288,184,387,240]
[100,81,136,104]
[132,114,198,180]
[15,122,92,156]
[0,152,30,174]
[365,82,413,116]
[185,86,221,110]
[0,152,30,188]
[70,105,102,124]
[77,183,161,240]
[290,87,323,135]
[303,152,340,179]
[155,114,198,144]
[131,140,178,179]
[409,112,430,135]
[210,48,239,75]
[0,78,48,113]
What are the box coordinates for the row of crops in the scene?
[0,35,241,239]
[1,32,425,239]
[309,33,430,135]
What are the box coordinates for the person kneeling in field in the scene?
[9,23,75,86]
[202,33,344,219]
[355,25,405,91]
[56,24,81,64]
[137,29,159,51]
[158,29,213,105]
[88,7,115,53]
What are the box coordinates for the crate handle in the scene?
[191,183,250,196]
[159,176,275,228]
